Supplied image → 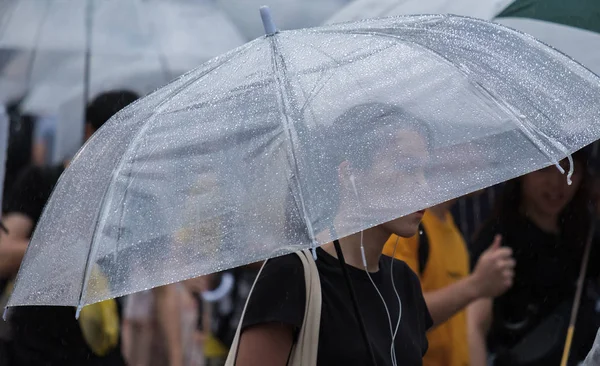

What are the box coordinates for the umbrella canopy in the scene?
[7,14,600,311]
[495,0,600,76]
[327,0,600,75]
[217,0,352,40]
[327,0,600,241]
[0,0,245,162]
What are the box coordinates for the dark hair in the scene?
[314,102,433,171]
[480,149,592,247]
[85,90,139,131]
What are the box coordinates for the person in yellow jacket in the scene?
[383,199,515,366]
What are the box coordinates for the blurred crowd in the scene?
[0,89,600,366]
[1,0,600,365]
[0,91,261,366]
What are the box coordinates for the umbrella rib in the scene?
[160,41,396,117]
[74,51,244,312]
[341,28,572,168]
[134,0,172,83]
[267,36,319,255]
[283,37,357,114]
[0,0,18,40]
[23,0,52,92]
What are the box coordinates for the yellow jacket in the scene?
[384,210,470,366]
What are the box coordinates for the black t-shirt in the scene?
[4,164,125,366]
[241,247,432,366]
[471,217,600,363]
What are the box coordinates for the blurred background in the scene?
[1,0,600,365]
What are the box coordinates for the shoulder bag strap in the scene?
[288,249,322,365]
[225,250,322,366]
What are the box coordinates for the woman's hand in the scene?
[471,235,515,298]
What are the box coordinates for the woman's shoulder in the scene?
[242,252,307,331]
[261,252,304,276]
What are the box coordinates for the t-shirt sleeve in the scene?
[3,166,46,225]
[383,234,421,277]
[241,253,306,332]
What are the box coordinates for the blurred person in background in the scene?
[382,197,514,366]
[2,99,34,200]
[122,281,205,366]
[0,90,138,365]
[0,99,35,361]
[31,114,57,166]
[201,264,261,366]
[468,150,600,366]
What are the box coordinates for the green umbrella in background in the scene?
[495,0,600,76]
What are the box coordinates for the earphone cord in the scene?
[349,173,403,366]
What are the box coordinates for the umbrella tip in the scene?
[259,6,277,36]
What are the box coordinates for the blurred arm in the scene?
[423,276,479,327]
[153,284,184,366]
[31,141,47,167]
[467,298,493,366]
[427,235,513,327]
[0,213,32,277]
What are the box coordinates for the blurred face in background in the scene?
[520,158,583,218]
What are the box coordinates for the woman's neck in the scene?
[322,225,389,272]
[521,205,559,234]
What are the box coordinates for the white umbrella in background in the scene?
[217,0,352,40]
[327,0,513,23]
[327,0,600,76]
[0,0,245,163]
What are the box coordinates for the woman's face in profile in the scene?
[353,128,429,238]
[521,158,583,217]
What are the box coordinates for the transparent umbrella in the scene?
[0,0,245,162]
[327,0,600,245]
[327,0,600,76]
[7,11,600,314]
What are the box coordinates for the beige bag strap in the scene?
[225,249,322,366]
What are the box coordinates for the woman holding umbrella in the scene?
[229,103,515,366]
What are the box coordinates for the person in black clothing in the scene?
[0,90,139,366]
[235,103,445,366]
[3,99,35,201]
[468,150,600,366]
